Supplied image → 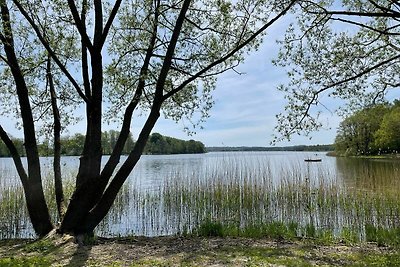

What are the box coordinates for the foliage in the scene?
[374,106,400,152]
[273,0,400,141]
[23,239,56,253]
[334,104,389,156]
[0,131,204,156]
[195,219,224,237]
[335,102,400,156]
[0,0,296,236]
[0,256,50,267]
[145,133,205,155]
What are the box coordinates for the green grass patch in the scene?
[0,256,50,267]
[23,239,56,253]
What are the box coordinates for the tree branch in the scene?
[81,0,91,98]
[155,0,192,100]
[287,53,400,136]
[100,0,122,48]
[93,0,103,48]
[330,17,400,36]
[12,0,90,103]
[47,55,66,219]
[66,0,94,51]
[312,10,400,18]
[163,0,297,101]
[0,125,28,187]
[100,0,160,184]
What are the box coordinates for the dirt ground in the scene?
[0,235,399,266]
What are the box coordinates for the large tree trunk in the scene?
[59,51,103,234]
[0,0,53,237]
[76,0,191,234]
[59,3,104,232]
[80,108,161,233]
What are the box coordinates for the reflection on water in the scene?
[336,157,400,192]
[1,151,400,238]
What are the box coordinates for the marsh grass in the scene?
[1,155,400,245]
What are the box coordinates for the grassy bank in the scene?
[1,236,400,266]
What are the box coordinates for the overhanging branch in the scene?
[162,0,297,101]
[287,53,400,136]
[13,0,90,103]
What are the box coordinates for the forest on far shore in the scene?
[335,101,400,156]
[0,131,206,157]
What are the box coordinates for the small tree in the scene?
[0,0,297,237]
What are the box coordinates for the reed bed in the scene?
[1,155,400,243]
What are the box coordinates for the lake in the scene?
[1,151,400,239]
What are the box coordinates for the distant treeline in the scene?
[145,133,206,155]
[206,144,334,152]
[0,131,205,157]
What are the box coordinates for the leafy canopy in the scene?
[274,0,400,142]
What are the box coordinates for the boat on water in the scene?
[304,158,322,162]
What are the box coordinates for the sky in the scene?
[0,13,344,148]
[140,17,342,147]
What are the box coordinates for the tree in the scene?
[374,106,400,153]
[144,133,205,154]
[334,104,389,156]
[0,0,297,237]
[273,1,400,141]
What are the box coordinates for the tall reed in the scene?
[1,154,400,240]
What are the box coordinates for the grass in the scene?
[0,256,50,267]
[1,236,400,266]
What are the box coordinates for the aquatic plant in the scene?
[1,155,400,244]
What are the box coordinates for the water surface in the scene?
[1,151,399,238]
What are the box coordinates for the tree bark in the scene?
[80,0,191,233]
[60,1,105,234]
[81,107,161,233]
[0,0,52,236]
[47,55,66,219]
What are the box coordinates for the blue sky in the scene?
[134,17,342,147]
[1,15,342,147]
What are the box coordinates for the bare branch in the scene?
[330,17,400,36]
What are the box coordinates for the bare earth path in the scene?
[1,236,399,266]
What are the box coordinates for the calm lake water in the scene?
[1,151,400,238]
